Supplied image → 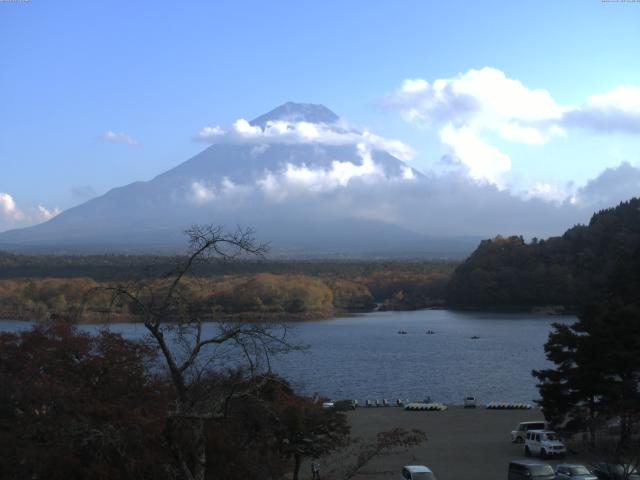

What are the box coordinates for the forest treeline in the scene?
[0,253,453,281]
[0,262,454,321]
[446,198,640,310]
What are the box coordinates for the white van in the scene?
[511,421,547,443]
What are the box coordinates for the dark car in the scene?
[508,460,555,480]
[555,463,598,480]
[592,463,640,480]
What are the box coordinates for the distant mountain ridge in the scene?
[0,102,479,258]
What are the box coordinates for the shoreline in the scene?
[0,304,576,325]
[0,310,359,324]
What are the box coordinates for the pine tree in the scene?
[533,247,640,447]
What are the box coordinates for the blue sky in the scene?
[1,0,639,230]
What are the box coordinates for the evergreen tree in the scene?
[533,247,640,447]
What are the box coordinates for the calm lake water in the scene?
[0,309,573,404]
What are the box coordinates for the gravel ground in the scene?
[312,406,587,480]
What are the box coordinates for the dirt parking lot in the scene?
[315,406,587,480]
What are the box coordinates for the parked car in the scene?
[321,400,334,409]
[401,465,437,480]
[592,463,640,480]
[555,464,598,480]
[524,430,567,457]
[508,460,555,480]
[464,395,477,408]
[511,421,548,443]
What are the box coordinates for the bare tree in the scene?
[324,428,427,480]
[84,225,299,480]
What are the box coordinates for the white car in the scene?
[463,396,477,408]
[401,465,437,480]
[524,430,567,458]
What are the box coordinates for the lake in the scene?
[0,309,573,405]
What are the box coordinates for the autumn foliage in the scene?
[0,324,351,480]
[0,266,454,322]
[0,324,168,480]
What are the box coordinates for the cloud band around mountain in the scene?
[194,118,415,162]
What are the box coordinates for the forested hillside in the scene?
[446,198,640,310]
[0,258,454,321]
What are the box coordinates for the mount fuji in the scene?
[0,103,480,257]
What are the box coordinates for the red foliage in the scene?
[0,323,169,480]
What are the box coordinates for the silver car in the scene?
[401,465,437,480]
[555,464,598,480]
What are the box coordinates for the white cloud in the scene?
[384,67,567,184]
[453,67,563,124]
[232,119,263,137]
[256,172,283,201]
[563,85,640,134]
[178,155,638,241]
[0,192,61,231]
[0,193,23,220]
[280,144,382,193]
[359,131,415,162]
[187,143,411,206]
[252,144,388,201]
[384,67,640,184]
[195,126,225,141]
[187,177,252,206]
[194,118,415,162]
[521,163,640,206]
[36,205,62,221]
[385,67,563,134]
[584,85,640,112]
[527,182,570,204]
[102,131,139,146]
[572,162,640,207]
[401,166,416,180]
[188,181,216,205]
[498,123,548,145]
[182,167,600,239]
[439,124,511,185]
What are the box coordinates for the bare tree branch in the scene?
[80,224,293,480]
